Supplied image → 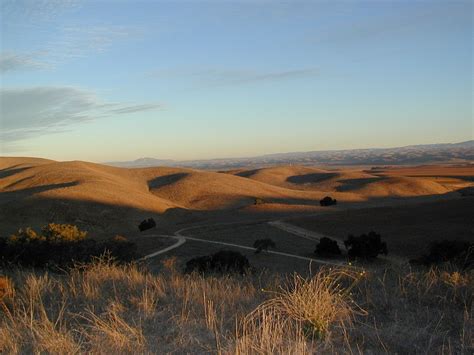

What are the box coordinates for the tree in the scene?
[315,237,341,257]
[253,239,276,254]
[320,196,337,206]
[138,218,156,232]
[344,231,387,259]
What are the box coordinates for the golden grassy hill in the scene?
[0,159,337,215]
[0,158,327,235]
[0,159,177,213]
[1,158,472,235]
[230,165,472,198]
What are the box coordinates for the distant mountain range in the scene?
[107,140,474,169]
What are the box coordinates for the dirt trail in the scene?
[140,225,345,266]
[140,216,407,266]
[269,220,406,265]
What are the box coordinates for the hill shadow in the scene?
[0,166,30,179]
[335,177,386,192]
[148,173,189,190]
[0,182,79,204]
[235,169,261,178]
[286,173,338,184]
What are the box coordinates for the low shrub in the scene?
[320,196,337,206]
[344,231,387,259]
[184,255,212,274]
[253,239,276,254]
[185,250,250,274]
[138,218,156,232]
[315,237,341,257]
[0,224,137,268]
[411,240,474,269]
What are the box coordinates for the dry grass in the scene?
[0,257,472,354]
[2,158,471,226]
[234,268,366,354]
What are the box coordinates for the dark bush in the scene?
[138,218,156,232]
[184,255,212,274]
[185,250,250,274]
[0,224,138,268]
[410,240,474,269]
[315,237,341,257]
[344,231,387,259]
[253,239,276,254]
[211,250,250,273]
[100,235,138,262]
[320,196,337,206]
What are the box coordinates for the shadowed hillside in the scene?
[1,158,473,236]
[229,165,472,197]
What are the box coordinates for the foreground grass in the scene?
[0,257,472,354]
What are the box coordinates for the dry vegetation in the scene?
[1,158,473,353]
[0,256,472,354]
[1,159,472,218]
[1,157,472,241]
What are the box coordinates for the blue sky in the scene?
[1,0,472,162]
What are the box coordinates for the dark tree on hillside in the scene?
[253,239,276,254]
[315,237,341,257]
[139,218,156,232]
[344,231,387,259]
[320,196,337,206]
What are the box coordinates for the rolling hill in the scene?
[1,157,473,236]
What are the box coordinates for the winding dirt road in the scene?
[140,221,346,266]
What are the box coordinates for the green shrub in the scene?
[0,224,137,268]
[41,223,88,242]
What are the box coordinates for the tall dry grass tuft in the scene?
[1,273,81,354]
[84,308,146,353]
[235,305,311,354]
[0,275,15,318]
[233,267,366,353]
[130,283,161,318]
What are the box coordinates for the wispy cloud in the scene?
[45,25,136,62]
[0,52,51,73]
[1,0,81,23]
[150,67,319,87]
[2,0,138,73]
[0,87,161,144]
[107,104,162,115]
[1,25,136,74]
[310,2,470,45]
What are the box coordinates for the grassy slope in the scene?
[0,258,471,354]
[289,197,474,259]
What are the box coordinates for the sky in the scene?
[0,0,472,162]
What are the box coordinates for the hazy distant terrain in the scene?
[108,140,474,169]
